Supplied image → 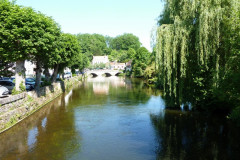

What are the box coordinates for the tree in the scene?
[132,47,151,77]
[76,33,109,58]
[51,33,82,82]
[0,0,27,90]
[0,1,43,90]
[0,0,62,90]
[110,33,141,51]
[31,12,61,89]
[156,0,240,112]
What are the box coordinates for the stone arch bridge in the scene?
[86,69,123,77]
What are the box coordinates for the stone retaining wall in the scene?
[0,93,26,106]
[0,76,82,133]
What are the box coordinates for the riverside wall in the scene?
[0,76,83,133]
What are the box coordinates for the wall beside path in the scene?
[0,76,83,133]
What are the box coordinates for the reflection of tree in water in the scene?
[150,110,240,160]
[108,78,153,106]
[0,95,81,160]
[70,83,108,107]
[21,95,81,160]
[70,78,157,107]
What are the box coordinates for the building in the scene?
[92,56,109,65]
[25,61,36,76]
[23,61,71,77]
[110,61,126,70]
[125,60,132,71]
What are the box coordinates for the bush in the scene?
[19,81,26,92]
[230,106,240,126]
[12,81,25,95]
[11,87,21,95]
[125,70,131,77]
[41,80,51,87]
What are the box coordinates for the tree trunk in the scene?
[15,60,26,91]
[51,64,59,83]
[43,65,51,82]
[35,60,42,90]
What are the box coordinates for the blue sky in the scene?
[16,0,163,51]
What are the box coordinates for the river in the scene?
[0,77,239,160]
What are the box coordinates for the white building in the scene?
[110,61,126,70]
[92,56,109,65]
[25,61,36,76]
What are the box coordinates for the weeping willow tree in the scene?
[156,0,240,110]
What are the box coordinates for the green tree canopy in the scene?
[0,0,61,90]
[76,33,109,58]
[132,47,151,77]
[110,33,141,51]
[156,0,240,113]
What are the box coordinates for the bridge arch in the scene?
[115,72,122,76]
[89,73,98,77]
[86,70,123,78]
[103,73,112,77]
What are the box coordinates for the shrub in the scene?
[11,87,21,95]
[12,81,25,95]
[230,106,240,126]
[19,81,26,92]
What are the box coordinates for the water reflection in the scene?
[93,82,109,95]
[0,77,239,160]
[150,110,240,160]
[0,91,81,160]
[65,90,73,106]
[41,117,47,128]
[27,127,38,149]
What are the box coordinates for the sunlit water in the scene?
[0,77,240,160]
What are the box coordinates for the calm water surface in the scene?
[0,77,240,160]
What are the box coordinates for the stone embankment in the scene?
[0,76,83,133]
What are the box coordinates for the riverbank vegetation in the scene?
[76,33,153,77]
[155,0,240,122]
[0,0,153,92]
[1,0,239,123]
[0,0,88,91]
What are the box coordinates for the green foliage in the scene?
[156,0,240,115]
[110,33,141,51]
[132,47,151,77]
[109,49,132,63]
[27,95,34,102]
[12,81,25,95]
[41,80,51,87]
[144,63,156,81]
[76,33,109,57]
[19,81,25,92]
[0,0,89,86]
[89,63,107,70]
[230,106,240,125]
[125,70,131,77]
[11,87,20,95]
[107,34,141,64]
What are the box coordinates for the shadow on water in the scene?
[0,91,81,160]
[150,110,240,160]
